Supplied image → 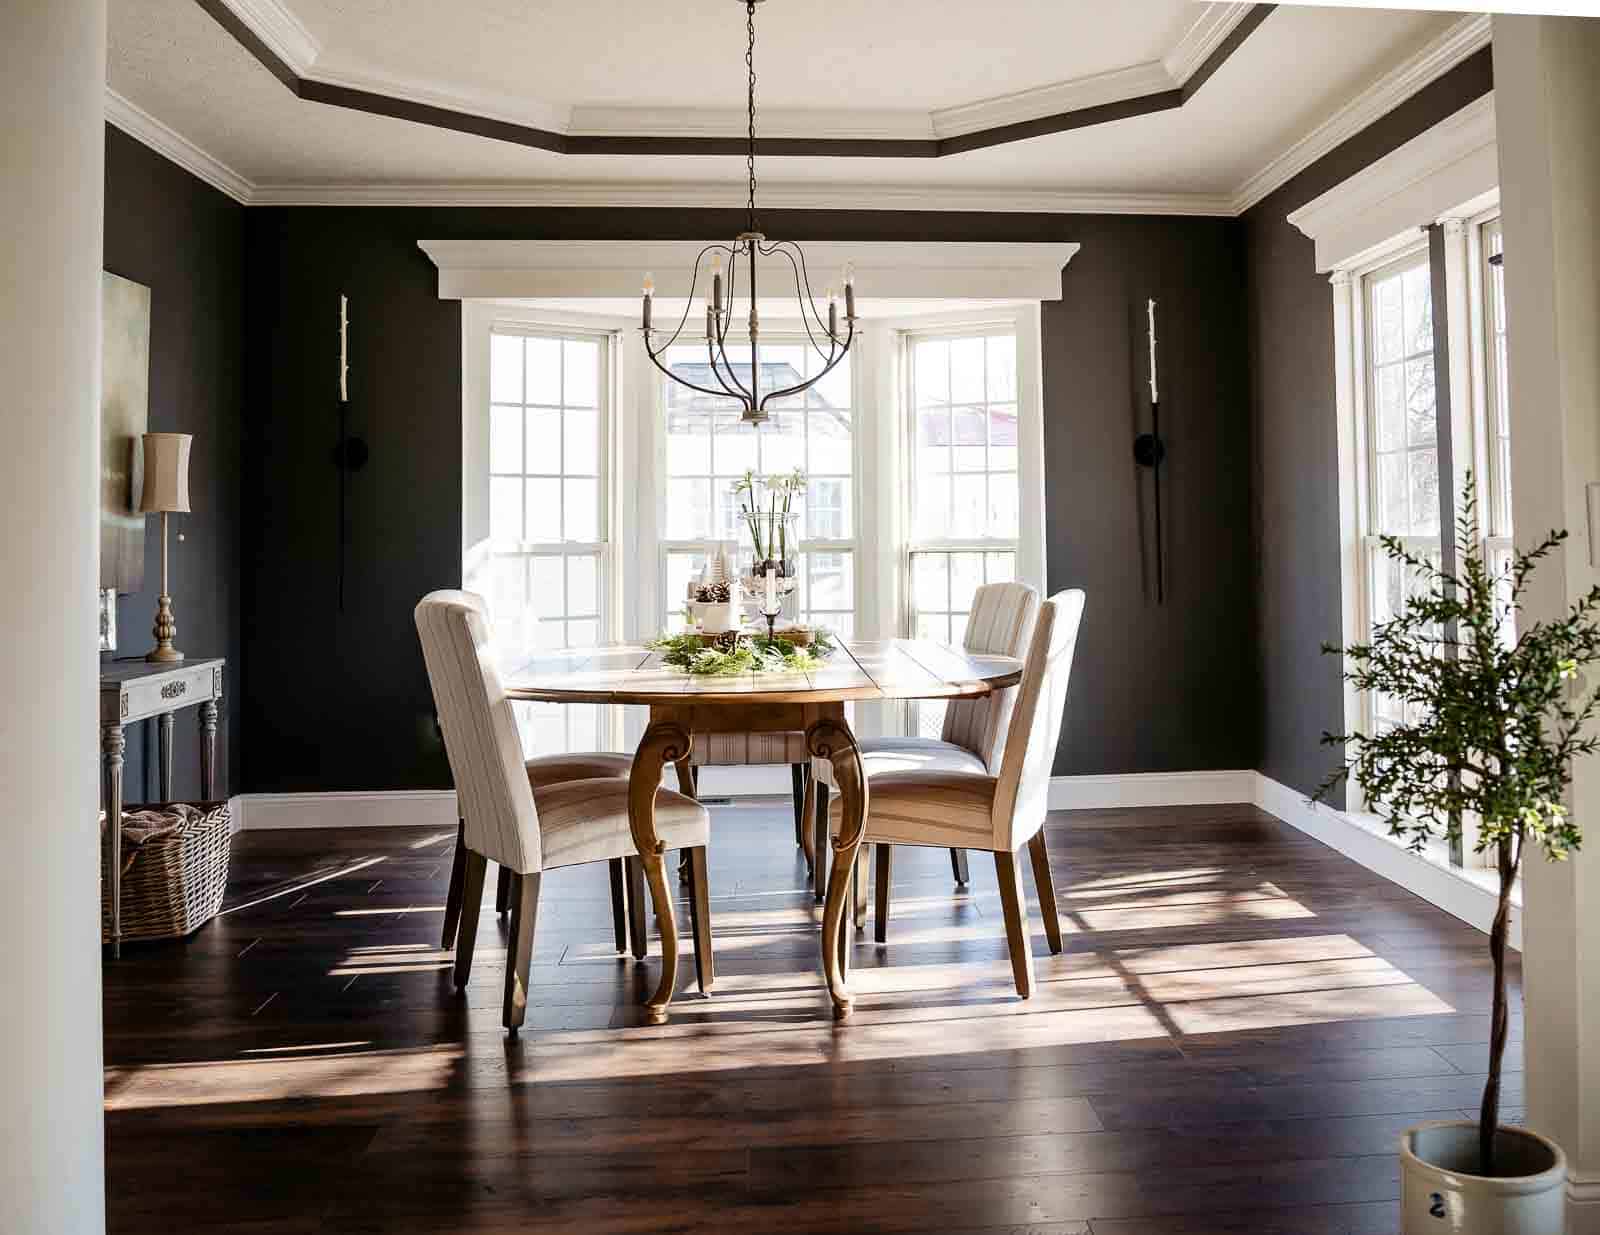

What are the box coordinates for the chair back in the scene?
[414,590,542,873]
[991,589,1086,852]
[941,581,1039,768]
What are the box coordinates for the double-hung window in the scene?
[481,326,611,751]
[657,340,857,638]
[1358,251,1441,734]
[906,329,1021,734]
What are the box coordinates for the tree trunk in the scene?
[1479,835,1516,1175]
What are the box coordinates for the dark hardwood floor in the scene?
[103,801,1522,1234]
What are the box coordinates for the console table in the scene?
[99,657,224,958]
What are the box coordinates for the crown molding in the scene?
[213,0,319,74]
[196,0,1273,155]
[930,61,1176,140]
[1287,93,1496,271]
[1229,11,1491,215]
[247,178,1237,215]
[308,53,572,136]
[1165,2,1261,84]
[417,239,1080,301]
[104,89,254,204]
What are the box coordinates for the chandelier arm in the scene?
[654,243,734,351]
[703,335,749,404]
[643,337,748,404]
[713,244,753,402]
[760,320,854,411]
[761,240,836,347]
[758,242,836,362]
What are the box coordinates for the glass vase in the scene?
[737,511,800,623]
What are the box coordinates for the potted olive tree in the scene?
[1320,482,1598,1234]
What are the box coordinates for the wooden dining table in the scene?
[505,637,1023,1024]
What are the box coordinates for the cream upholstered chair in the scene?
[415,591,714,1032]
[810,581,1038,911]
[828,589,1084,996]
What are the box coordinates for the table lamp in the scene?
[139,432,192,662]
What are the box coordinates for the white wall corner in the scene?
[1287,93,1498,273]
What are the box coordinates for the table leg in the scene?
[157,713,174,801]
[628,719,692,1024]
[102,723,125,959]
[200,698,219,800]
[807,714,866,1020]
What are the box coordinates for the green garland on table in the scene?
[647,629,836,677]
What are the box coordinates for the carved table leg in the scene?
[200,697,219,800]
[157,712,174,801]
[628,719,692,1024]
[807,712,866,1020]
[102,723,126,959]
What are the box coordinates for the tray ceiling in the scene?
[106,0,1477,211]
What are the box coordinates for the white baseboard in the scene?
[1252,773,1517,949]
[1046,769,1257,811]
[232,790,458,832]
[1568,1177,1600,1235]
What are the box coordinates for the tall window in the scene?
[907,330,1020,733]
[659,340,856,637]
[1360,253,1440,732]
[483,327,609,751]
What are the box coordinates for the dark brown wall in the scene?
[242,207,1254,791]
[1245,49,1494,802]
[102,126,245,801]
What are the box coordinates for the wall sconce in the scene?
[1133,299,1166,603]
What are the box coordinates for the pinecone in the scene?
[695,581,731,603]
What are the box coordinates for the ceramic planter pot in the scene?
[693,600,742,635]
[1401,1121,1566,1234]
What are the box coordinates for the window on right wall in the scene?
[1358,248,1442,735]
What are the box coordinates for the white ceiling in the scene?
[106,0,1483,213]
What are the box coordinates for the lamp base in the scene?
[146,594,184,663]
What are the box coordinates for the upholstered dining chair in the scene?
[415,590,714,1032]
[809,580,1039,914]
[827,589,1084,997]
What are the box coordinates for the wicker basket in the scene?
[101,800,232,943]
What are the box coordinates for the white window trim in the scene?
[1329,196,1505,867]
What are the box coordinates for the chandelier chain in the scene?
[746,0,757,232]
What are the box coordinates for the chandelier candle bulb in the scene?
[827,287,838,336]
[844,263,856,321]
[711,252,723,315]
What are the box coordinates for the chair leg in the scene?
[852,844,869,930]
[608,857,628,953]
[950,848,970,886]
[440,819,466,950]
[873,843,892,944]
[453,851,488,990]
[502,871,541,1032]
[686,846,715,994]
[790,764,806,847]
[495,863,511,915]
[799,770,816,872]
[994,850,1034,999]
[813,781,830,905]
[1027,830,1064,955]
[625,855,648,959]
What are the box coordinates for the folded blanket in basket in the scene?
[117,803,211,875]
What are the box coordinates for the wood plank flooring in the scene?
[103,802,1522,1234]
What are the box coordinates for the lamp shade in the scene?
[139,432,192,513]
